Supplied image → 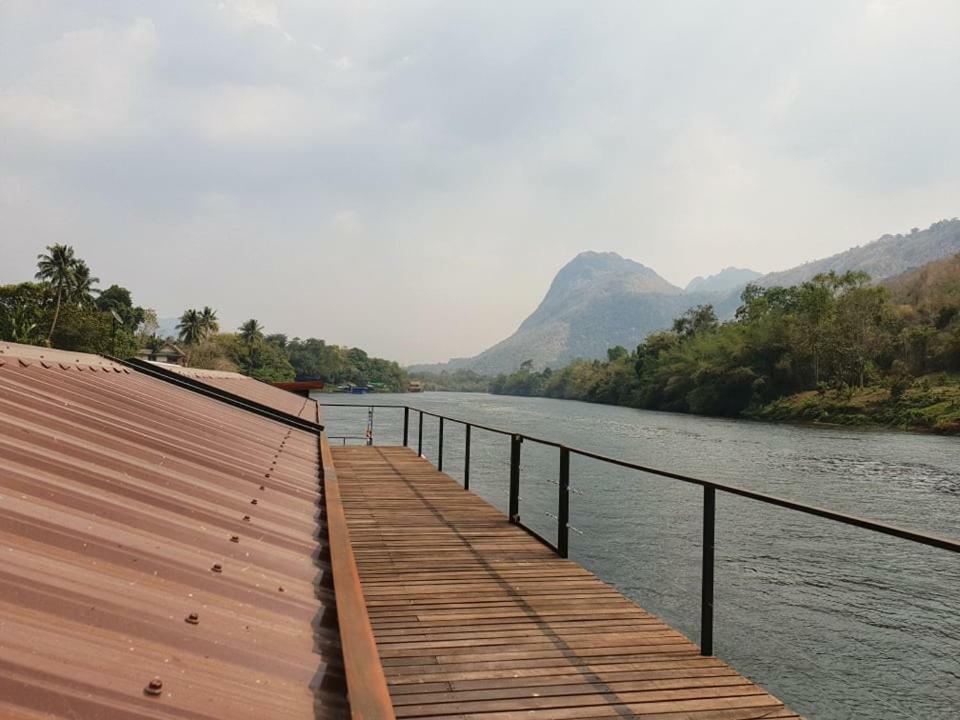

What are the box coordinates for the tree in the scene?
[69,260,100,307]
[96,285,145,331]
[177,309,204,345]
[266,333,287,348]
[137,308,159,347]
[0,283,50,344]
[35,244,77,343]
[607,345,629,362]
[672,305,718,339]
[239,318,264,346]
[199,306,219,336]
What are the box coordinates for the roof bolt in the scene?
[278,586,285,592]
[259,485,265,491]
[230,535,240,543]
[242,515,251,521]
[211,563,222,573]
[144,678,163,696]
[185,613,200,625]
[250,499,258,505]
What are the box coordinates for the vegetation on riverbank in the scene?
[491,257,960,434]
[1,244,407,391]
[407,368,492,392]
[748,375,960,434]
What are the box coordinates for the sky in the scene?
[2,1,959,365]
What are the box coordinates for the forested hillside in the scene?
[492,260,960,434]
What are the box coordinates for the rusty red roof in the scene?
[159,365,318,421]
[0,342,346,719]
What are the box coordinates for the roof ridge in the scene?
[0,342,127,371]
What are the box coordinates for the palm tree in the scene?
[35,244,77,343]
[199,306,219,336]
[239,319,264,346]
[177,308,204,345]
[70,260,100,307]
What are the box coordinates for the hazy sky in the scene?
[2,1,958,364]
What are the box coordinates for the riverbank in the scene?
[746,374,960,434]
[485,372,960,436]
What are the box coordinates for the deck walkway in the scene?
[331,445,800,719]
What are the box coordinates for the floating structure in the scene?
[14,339,913,718]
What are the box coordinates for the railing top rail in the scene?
[317,401,960,555]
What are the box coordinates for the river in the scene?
[318,391,959,720]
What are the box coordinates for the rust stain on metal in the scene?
[0,342,347,719]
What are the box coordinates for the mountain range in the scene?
[411,219,960,375]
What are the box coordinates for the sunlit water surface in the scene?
[319,391,959,720]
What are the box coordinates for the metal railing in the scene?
[318,402,960,657]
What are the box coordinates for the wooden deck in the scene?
[331,445,801,720]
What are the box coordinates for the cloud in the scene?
[1,1,958,364]
[0,17,158,142]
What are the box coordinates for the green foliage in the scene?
[49,304,139,357]
[177,309,204,345]
[0,282,51,344]
[5,250,140,356]
[282,337,406,391]
[96,285,145,331]
[239,318,264,346]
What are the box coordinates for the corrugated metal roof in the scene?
[159,365,318,421]
[0,342,346,719]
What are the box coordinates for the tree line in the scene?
[491,267,960,423]
[1,244,407,391]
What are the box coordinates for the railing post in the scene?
[701,485,716,656]
[417,411,423,457]
[438,417,444,471]
[464,424,471,490]
[558,447,570,558]
[508,434,522,522]
[402,406,409,447]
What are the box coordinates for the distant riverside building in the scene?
[137,342,186,365]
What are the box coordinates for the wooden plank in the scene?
[320,434,395,719]
[331,446,801,719]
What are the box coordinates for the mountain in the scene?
[755,219,960,289]
[412,252,703,374]
[157,317,180,339]
[685,267,761,294]
[412,219,960,375]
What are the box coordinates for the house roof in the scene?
[0,342,346,719]
[162,365,317,421]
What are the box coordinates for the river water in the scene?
[318,391,959,719]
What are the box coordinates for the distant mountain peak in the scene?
[520,251,681,334]
[685,266,761,294]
